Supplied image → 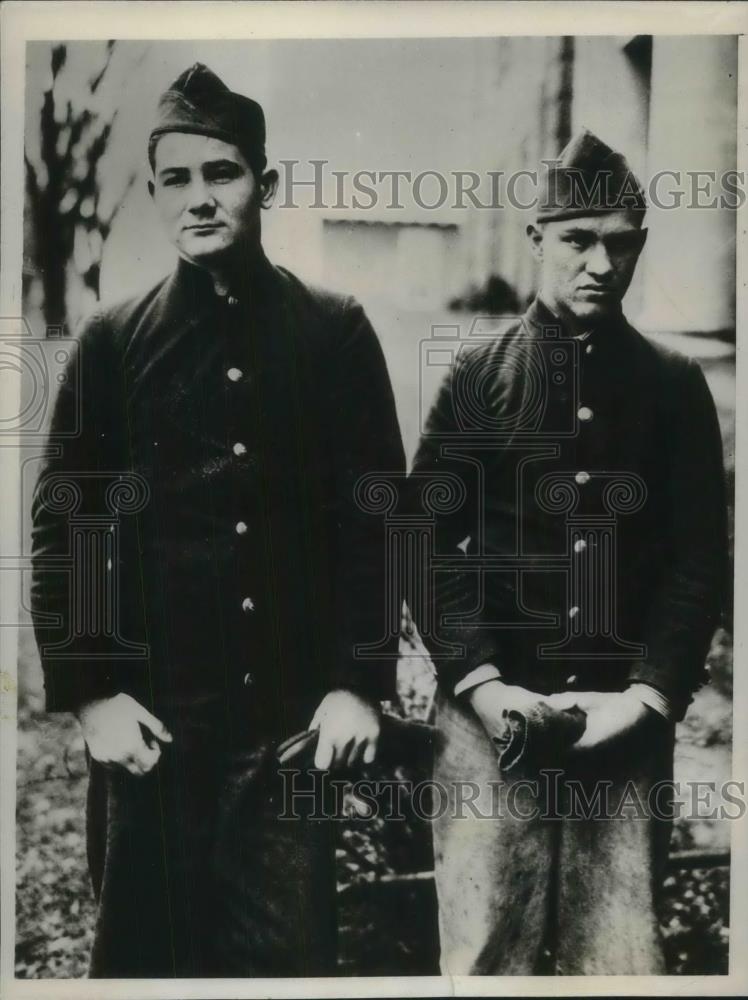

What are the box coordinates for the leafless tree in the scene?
[24,41,138,332]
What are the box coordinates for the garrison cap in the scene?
[537,128,646,223]
[148,63,267,175]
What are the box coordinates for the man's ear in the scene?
[526,223,544,262]
[260,169,279,209]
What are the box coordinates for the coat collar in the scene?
[520,295,640,366]
[522,295,626,339]
[157,247,283,326]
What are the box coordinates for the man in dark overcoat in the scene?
[410,129,728,974]
[31,63,405,977]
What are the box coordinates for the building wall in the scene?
[639,36,737,334]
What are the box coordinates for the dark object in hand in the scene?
[492,703,586,773]
[276,714,436,769]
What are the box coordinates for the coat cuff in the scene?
[627,682,673,722]
[430,632,504,694]
[626,660,694,721]
[454,663,502,698]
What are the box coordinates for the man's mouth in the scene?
[577,286,613,300]
[185,223,224,233]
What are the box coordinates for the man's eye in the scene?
[562,236,586,249]
[162,176,187,187]
[208,169,240,183]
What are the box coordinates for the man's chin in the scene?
[178,233,233,261]
[570,299,617,322]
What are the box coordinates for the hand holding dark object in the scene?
[468,680,547,736]
[277,712,436,769]
[307,688,381,769]
[76,692,173,776]
[469,680,586,772]
[491,703,587,773]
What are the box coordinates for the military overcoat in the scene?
[410,298,728,718]
[31,252,405,739]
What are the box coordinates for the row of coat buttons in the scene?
[568,340,592,693]
[229,364,253,632]
[228,354,254,691]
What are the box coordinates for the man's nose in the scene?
[586,242,614,279]
[186,179,216,215]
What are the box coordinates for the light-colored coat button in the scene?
[577,406,594,422]
[585,343,594,355]
[241,597,255,613]
[243,672,254,686]
[235,521,248,535]
[569,606,580,619]
[575,471,591,485]
[573,539,587,553]
[233,442,247,456]
[227,367,243,382]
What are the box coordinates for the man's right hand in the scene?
[468,680,545,740]
[76,693,173,776]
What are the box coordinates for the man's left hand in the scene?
[546,689,652,752]
[309,689,380,770]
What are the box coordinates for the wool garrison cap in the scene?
[148,63,267,174]
[537,128,646,222]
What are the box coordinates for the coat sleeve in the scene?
[408,352,505,694]
[30,313,141,713]
[328,299,406,701]
[627,358,729,720]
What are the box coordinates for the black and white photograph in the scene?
[1,2,746,996]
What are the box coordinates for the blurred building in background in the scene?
[23,35,737,337]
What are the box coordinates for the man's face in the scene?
[150,133,260,264]
[529,212,647,325]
